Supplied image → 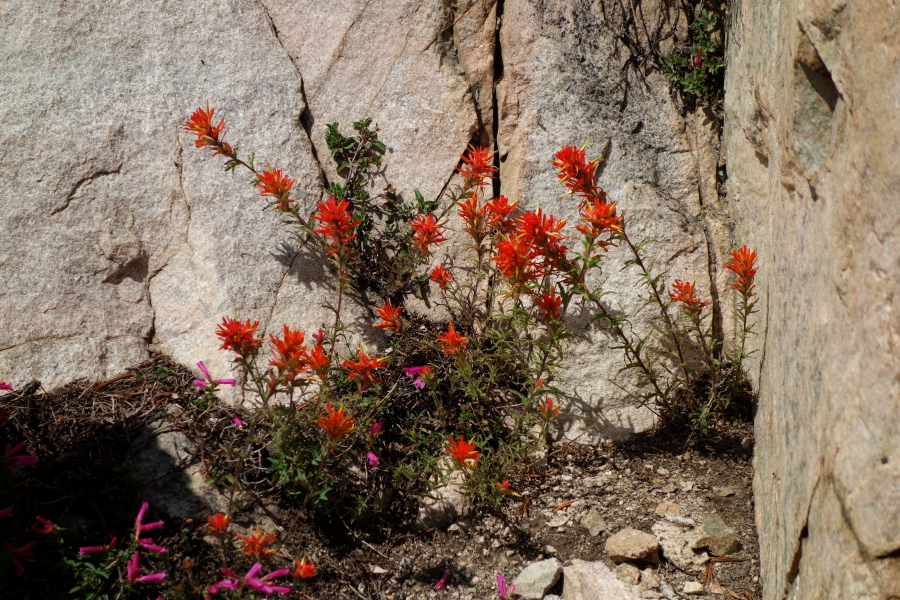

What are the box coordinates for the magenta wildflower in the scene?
[369,422,382,437]
[135,502,164,535]
[35,516,59,535]
[194,361,237,389]
[138,539,166,554]
[5,541,35,576]
[366,452,380,467]
[0,506,12,518]
[4,442,36,468]
[233,416,244,428]
[0,382,12,391]
[79,536,117,555]
[126,551,167,584]
[497,573,515,599]
[209,563,291,595]
[403,365,433,389]
[434,571,450,590]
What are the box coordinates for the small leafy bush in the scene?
[664,8,725,96]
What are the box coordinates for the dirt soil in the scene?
[1,355,759,599]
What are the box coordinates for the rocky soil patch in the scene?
[2,355,759,599]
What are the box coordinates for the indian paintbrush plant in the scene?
[181,104,759,525]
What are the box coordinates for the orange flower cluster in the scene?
[313,196,361,257]
[552,145,607,205]
[341,347,388,390]
[410,214,447,255]
[269,325,310,383]
[538,397,560,420]
[445,435,479,468]
[315,402,357,440]
[206,513,230,536]
[256,168,296,212]
[456,146,497,190]
[236,527,277,556]
[485,195,518,233]
[492,209,569,294]
[429,263,453,289]
[669,280,709,318]
[726,245,758,298]
[183,104,234,158]
[495,481,520,496]
[534,291,563,322]
[436,322,467,358]
[217,316,262,359]
[374,301,403,333]
[293,558,316,579]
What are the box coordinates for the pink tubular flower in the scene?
[6,541,35,577]
[79,537,117,555]
[233,416,244,428]
[434,571,450,590]
[126,551,167,584]
[35,516,59,535]
[497,573,516,599]
[138,538,167,554]
[366,452,380,467]
[209,563,291,595]
[4,442,36,468]
[0,382,12,391]
[369,422,382,437]
[194,361,237,389]
[0,506,12,518]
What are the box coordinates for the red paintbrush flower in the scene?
[374,301,403,333]
[494,481,520,496]
[306,345,330,380]
[312,196,361,256]
[445,435,480,468]
[206,513,230,536]
[576,199,623,241]
[518,209,567,256]
[410,214,447,255]
[315,402,357,440]
[216,316,262,358]
[183,104,234,158]
[492,234,542,293]
[537,397,560,420]
[457,194,488,243]
[436,322,467,358]
[670,279,709,318]
[552,145,607,206]
[429,263,454,289]
[341,348,388,390]
[726,246,758,297]
[293,558,316,579]
[256,168,296,212]
[486,195,518,232]
[236,527,277,556]
[269,325,310,382]
[457,146,497,189]
[534,291,563,322]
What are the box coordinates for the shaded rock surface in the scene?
[723,0,900,597]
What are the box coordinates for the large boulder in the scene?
[723,0,900,598]
[0,1,728,444]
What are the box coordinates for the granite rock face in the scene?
[723,0,900,598]
[0,1,724,445]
